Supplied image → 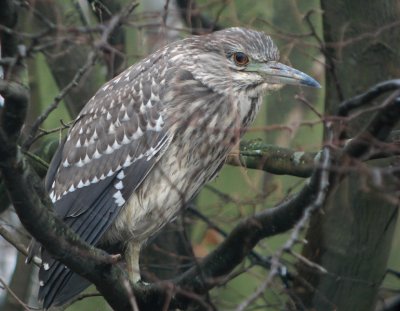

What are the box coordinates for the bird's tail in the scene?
[38,249,91,309]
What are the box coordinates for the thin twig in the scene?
[295,93,323,119]
[0,224,41,266]
[21,50,98,151]
[123,279,140,311]
[62,292,102,309]
[188,207,272,269]
[162,0,171,27]
[286,249,328,274]
[21,1,140,151]
[235,124,333,311]
[0,277,32,311]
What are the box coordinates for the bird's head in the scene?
[185,27,320,96]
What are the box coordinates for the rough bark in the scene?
[293,1,400,310]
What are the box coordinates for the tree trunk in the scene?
[293,1,400,310]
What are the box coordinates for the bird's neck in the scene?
[237,93,262,129]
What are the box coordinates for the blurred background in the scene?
[1,0,399,310]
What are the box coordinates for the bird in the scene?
[31,27,320,308]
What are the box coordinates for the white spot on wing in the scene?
[111,140,121,150]
[115,181,123,190]
[148,115,164,131]
[108,123,116,134]
[107,169,114,177]
[150,91,159,102]
[76,158,85,167]
[104,145,114,154]
[92,129,98,140]
[43,263,50,270]
[77,180,85,188]
[117,170,125,179]
[121,112,130,121]
[83,153,91,164]
[83,138,90,147]
[93,149,101,159]
[62,159,70,168]
[68,184,76,193]
[49,191,57,203]
[121,134,130,145]
[113,191,125,206]
[132,127,143,140]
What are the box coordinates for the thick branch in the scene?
[338,79,400,117]
[173,163,325,300]
[0,0,22,81]
[0,78,332,310]
[344,95,400,159]
[0,81,29,156]
[227,140,316,177]
[0,80,135,311]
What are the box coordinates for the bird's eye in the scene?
[232,52,249,66]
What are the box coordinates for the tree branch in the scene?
[0,224,41,266]
[172,155,328,306]
[0,277,31,311]
[0,80,135,311]
[1,3,399,307]
[344,94,400,159]
[21,1,140,151]
[338,79,400,117]
[0,77,333,310]
[227,140,317,177]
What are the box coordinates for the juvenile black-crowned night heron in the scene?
[34,27,319,308]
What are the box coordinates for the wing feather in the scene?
[39,52,172,307]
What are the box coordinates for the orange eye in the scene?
[232,52,249,66]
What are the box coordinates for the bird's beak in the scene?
[248,61,321,88]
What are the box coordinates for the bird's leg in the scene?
[125,242,142,282]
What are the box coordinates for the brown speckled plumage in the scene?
[34,27,319,308]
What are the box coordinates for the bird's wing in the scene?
[39,58,172,307]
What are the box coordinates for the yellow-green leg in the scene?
[125,242,141,282]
